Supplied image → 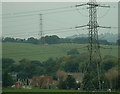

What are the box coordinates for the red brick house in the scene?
[30,75,56,89]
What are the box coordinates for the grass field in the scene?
[3,89,81,92]
[2,42,118,62]
[2,89,120,94]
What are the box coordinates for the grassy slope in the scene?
[2,42,118,62]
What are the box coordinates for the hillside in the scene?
[2,42,118,62]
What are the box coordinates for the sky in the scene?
[2,2,118,39]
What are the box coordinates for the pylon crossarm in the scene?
[75,25,88,28]
[97,5,110,8]
[75,4,88,7]
[87,3,99,7]
[98,25,111,29]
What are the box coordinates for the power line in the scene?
[3,21,39,28]
[3,25,88,37]
[1,6,73,16]
[13,6,74,15]
[97,7,111,19]
[3,26,74,36]
[4,3,109,19]
[44,27,73,32]
[2,5,76,19]
[75,6,89,17]
[3,26,39,32]
[2,13,40,19]
[3,16,39,22]
[3,31,39,36]
[4,24,117,38]
[45,16,75,27]
[2,9,76,19]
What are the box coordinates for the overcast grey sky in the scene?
[2,2,118,39]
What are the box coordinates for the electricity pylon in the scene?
[40,14,43,39]
[75,0,111,90]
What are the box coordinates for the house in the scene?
[70,73,84,83]
[11,82,22,89]
[11,78,31,89]
[30,75,57,89]
[57,70,83,83]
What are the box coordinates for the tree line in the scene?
[2,35,113,45]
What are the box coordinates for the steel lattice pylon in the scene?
[75,0,111,90]
[87,0,102,90]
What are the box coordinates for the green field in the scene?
[2,42,118,62]
[2,89,120,94]
[3,89,80,92]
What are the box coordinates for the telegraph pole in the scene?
[75,0,111,90]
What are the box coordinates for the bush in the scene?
[67,49,79,55]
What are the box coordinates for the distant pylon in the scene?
[40,14,43,39]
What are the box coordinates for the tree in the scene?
[117,39,120,45]
[58,80,67,89]
[99,40,110,45]
[31,60,42,66]
[105,68,119,90]
[19,58,31,64]
[82,58,102,90]
[42,35,60,44]
[34,66,45,76]
[73,37,88,44]
[82,72,97,90]
[67,49,79,55]
[65,75,77,89]
[102,58,117,71]
[2,58,15,71]
[27,37,38,44]
[59,38,72,43]
[15,38,26,43]
[2,37,15,42]
[19,59,37,78]
[43,58,59,76]
[79,62,87,73]
[59,53,88,72]
[58,75,77,90]
[64,61,79,72]
[2,71,14,87]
